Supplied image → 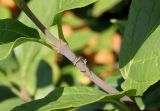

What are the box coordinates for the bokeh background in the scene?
[3,0,159,111]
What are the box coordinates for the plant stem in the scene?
[56,13,68,43]
[18,1,133,103]
[8,84,31,101]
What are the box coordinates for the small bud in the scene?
[13,0,25,8]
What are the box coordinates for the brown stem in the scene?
[19,1,133,103]
[19,87,32,102]
[9,84,32,101]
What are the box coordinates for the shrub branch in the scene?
[14,0,133,103]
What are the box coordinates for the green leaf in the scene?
[0,98,25,111]
[0,72,9,86]
[66,103,106,111]
[93,0,122,17]
[143,82,160,109]
[0,53,19,73]
[104,70,123,88]
[34,85,54,100]
[0,53,19,87]
[0,19,53,94]
[14,43,43,95]
[67,30,97,51]
[12,87,135,111]
[0,19,41,60]
[19,0,57,28]
[0,6,12,19]
[62,14,84,28]
[19,0,97,28]
[119,0,160,95]
[34,60,54,98]
[64,102,127,111]
[0,43,45,95]
[14,42,55,95]
[135,81,160,110]
[56,0,97,13]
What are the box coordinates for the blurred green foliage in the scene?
[0,0,160,111]
[0,0,127,110]
[0,6,11,19]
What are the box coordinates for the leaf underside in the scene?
[12,87,135,111]
[0,19,40,60]
[119,0,160,95]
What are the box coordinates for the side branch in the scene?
[59,44,119,94]
[18,1,133,102]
